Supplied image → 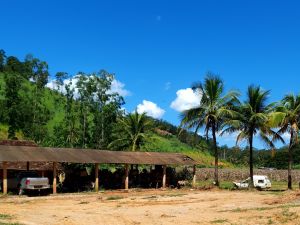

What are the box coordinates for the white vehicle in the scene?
[0,171,50,195]
[233,175,271,190]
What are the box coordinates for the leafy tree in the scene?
[109,112,152,151]
[4,72,23,138]
[269,94,300,189]
[0,49,6,72]
[91,70,124,148]
[76,73,95,148]
[223,85,283,187]
[180,74,239,186]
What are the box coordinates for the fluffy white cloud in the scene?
[170,88,201,112]
[109,79,131,97]
[137,100,165,119]
[46,76,130,97]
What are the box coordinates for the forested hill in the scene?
[0,50,231,167]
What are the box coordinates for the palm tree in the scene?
[269,94,300,189]
[109,111,152,151]
[180,74,239,186]
[223,85,283,188]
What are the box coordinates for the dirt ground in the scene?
[1,189,300,225]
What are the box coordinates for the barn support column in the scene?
[162,165,167,188]
[26,162,30,171]
[95,163,99,192]
[192,165,197,188]
[53,162,57,194]
[2,162,7,195]
[125,164,129,190]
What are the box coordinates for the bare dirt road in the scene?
[1,189,300,225]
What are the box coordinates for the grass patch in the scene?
[164,193,187,197]
[106,196,123,201]
[142,195,157,199]
[0,215,12,220]
[78,201,89,204]
[210,219,228,224]
[0,223,23,225]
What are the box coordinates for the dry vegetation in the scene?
[1,189,300,225]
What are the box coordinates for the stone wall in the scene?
[196,168,300,182]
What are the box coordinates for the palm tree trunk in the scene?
[212,124,219,187]
[249,133,254,188]
[288,131,293,190]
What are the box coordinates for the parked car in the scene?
[233,175,271,190]
[0,170,50,195]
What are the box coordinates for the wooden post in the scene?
[26,162,30,171]
[41,171,45,177]
[162,165,167,188]
[53,162,57,194]
[95,163,99,192]
[192,165,197,188]
[2,162,7,195]
[125,164,129,190]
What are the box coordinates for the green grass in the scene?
[210,219,228,224]
[142,133,233,167]
[0,215,12,220]
[0,213,22,225]
[0,223,23,225]
[106,196,123,201]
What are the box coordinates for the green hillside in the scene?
[0,51,234,168]
[142,132,232,167]
[0,74,227,167]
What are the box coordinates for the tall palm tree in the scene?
[109,111,152,151]
[223,85,283,188]
[269,94,300,189]
[180,74,239,186]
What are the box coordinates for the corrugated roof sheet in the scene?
[0,162,62,171]
[0,146,198,165]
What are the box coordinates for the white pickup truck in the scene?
[1,171,50,195]
[233,175,271,190]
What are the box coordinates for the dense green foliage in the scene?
[0,50,219,167]
[180,74,239,185]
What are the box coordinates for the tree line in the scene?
[1,50,298,190]
[180,74,300,189]
[0,49,211,152]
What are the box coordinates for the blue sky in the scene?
[1,0,300,148]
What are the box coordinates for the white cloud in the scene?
[109,79,131,97]
[170,88,201,112]
[137,100,165,119]
[46,76,131,98]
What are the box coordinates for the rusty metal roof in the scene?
[0,146,198,165]
[0,162,63,171]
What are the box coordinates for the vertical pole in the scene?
[2,162,7,195]
[53,162,57,194]
[41,171,45,177]
[95,163,99,192]
[125,164,129,190]
[192,165,197,188]
[26,162,30,171]
[162,165,167,188]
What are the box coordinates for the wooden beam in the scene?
[2,162,7,195]
[26,162,30,171]
[53,162,57,194]
[95,163,99,192]
[125,164,129,190]
[162,165,167,188]
[192,165,197,188]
